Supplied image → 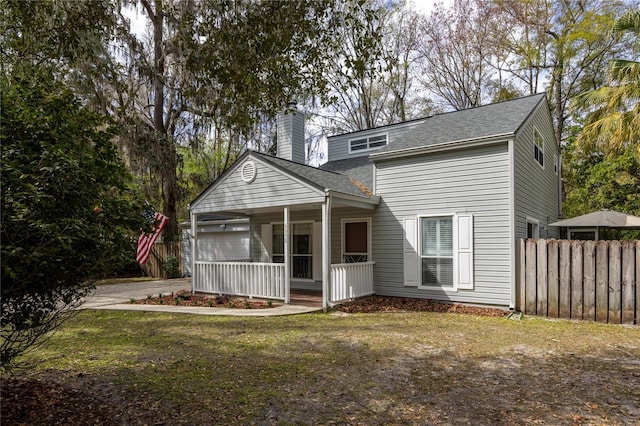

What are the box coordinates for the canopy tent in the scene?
[549,210,640,240]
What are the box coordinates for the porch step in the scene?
[290,290,323,308]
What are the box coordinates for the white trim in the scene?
[341,218,372,263]
[508,139,516,310]
[322,196,333,310]
[348,133,389,154]
[190,212,197,293]
[283,207,290,304]
[372,162,377,195]
[369,134,511,161]
[417,213,457,291]
[533,127,545,169]
[325,190,380,206]
[526,217,540,239]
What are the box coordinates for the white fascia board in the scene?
[369,133,513,161]
[326,190,380,210]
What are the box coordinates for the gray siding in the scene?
[327,120,425,161]
[191,157,323,214]
[513,102,561,239]
[277,109,305,164]
[372,143,512,306]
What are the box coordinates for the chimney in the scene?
[276,101,305,164]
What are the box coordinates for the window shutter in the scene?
[455,214,474,290]
[261,224,272,262]
[403,218,418,287]
[313,221,322,281]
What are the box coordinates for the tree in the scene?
[87,0,345,236]
[417,0,511,110]
[496,0,630,146]
[562,143,640,219]
[0,68,146,371]
[574,10,640,157]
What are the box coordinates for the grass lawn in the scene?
[4,310,640,425]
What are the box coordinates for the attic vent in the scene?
[241,161,257,183]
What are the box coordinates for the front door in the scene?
[273,222,313,279]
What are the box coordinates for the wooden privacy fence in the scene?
[515,239,639,324]
[141,242,183,279]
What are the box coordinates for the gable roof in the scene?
[250,152,373,199]
[373,93,547,157]
[550,210,640,228]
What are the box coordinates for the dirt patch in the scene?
[337,295,508,317]
[3,302,638,425]
[131,289,277,309]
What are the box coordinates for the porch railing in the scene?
[330,261,375,302]
[194,261,286,300]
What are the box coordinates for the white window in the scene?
[420,216,454,288]
[404,214,474,290]
[348,134,387,153]
[342,218,371,263]
[272,222,313,279]
[533,129,544,167]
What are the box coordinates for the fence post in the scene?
[596,241,609,323]
[536,239,548,316]
[570,241,584,320]
[583,241,596,322]
[525,240,537,315]
[547,240,559,318]
[609,241,622,324]
[559,241,571,319]
[621,241,635,325]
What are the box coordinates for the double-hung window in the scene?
[420,216,454,288]
[349,134,387,153]
[533,129,544,167]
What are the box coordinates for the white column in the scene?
[322,196,332,310]
[284,206,290,304]
[190,212,197,294]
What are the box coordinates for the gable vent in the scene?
[241,161,257,183]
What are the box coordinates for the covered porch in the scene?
[188,151,380,309]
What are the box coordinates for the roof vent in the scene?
[241,161,257,183]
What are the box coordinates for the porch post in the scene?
[190,212,197,294]
[284,206,291,304]
[322,195,332,311]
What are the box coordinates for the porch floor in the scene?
[290,290,323,308]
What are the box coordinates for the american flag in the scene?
[136,213,169,265]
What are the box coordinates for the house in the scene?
[180,216,250,277]
[188,94,561,309]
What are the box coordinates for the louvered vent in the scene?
[241,161,257,183]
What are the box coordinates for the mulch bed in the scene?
[131,289,275,309]
[336,295,509,317]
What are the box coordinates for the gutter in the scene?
[370,133,514,161]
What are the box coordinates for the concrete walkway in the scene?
[81,278,321,316]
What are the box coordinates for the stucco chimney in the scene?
[276,101,305,164]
